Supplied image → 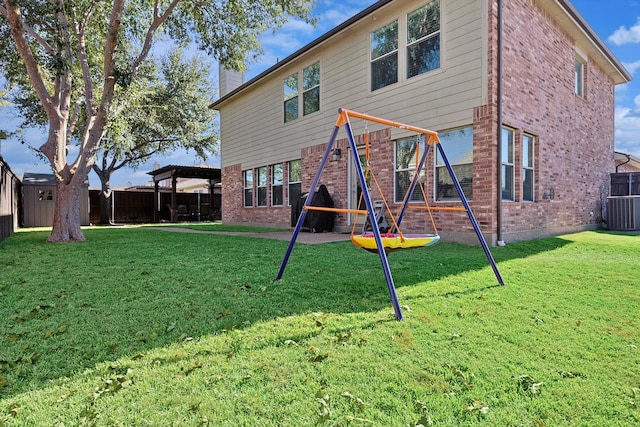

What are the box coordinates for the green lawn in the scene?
[0,227,638,426]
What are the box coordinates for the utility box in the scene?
[607,196,640,231]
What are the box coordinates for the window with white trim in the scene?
[371,1,441,92]
[272,163,283,206]
[243,170,253,207]
[284,62,320,122]
[395,136,425,203]
[303,62,320,116]
[435,126,473,201]
[575,57,585,97]
[371,20,398,91]
[407,1,441,78]
[501,127,515,201]
[522,134,535,202]
[288,160,302,205]
[284,73,299,123]
[257,166,267,206]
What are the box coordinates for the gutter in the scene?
[558,0,632,83]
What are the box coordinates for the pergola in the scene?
[148,165,221,222]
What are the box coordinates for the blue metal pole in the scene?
[275,124,341,281]
[343,116,403,320]
[436,144,504,286]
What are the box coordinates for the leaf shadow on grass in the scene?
[0,227,571,398]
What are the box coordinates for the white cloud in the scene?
[608,17,640,45]
[614,102,640,157]
[623,60,640,75]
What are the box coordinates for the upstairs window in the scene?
[436,127,473,201]
[575,57,585,97]
[284,62,321,122]
[243,170,253,207]
[407,0,441,78]
[523,134,535,202]
[303,62,320,116]
[371,20,398,91]
[501,127,515,201]
[257,166,267,206]
[288,160,302,205]
[272,163,284,206]
[284,73,299,122]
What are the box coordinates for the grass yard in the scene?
[0,227,638,426]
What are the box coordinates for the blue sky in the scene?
[1,0,639,187]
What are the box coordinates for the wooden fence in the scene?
[89,189,221,224]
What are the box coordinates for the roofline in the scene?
[615,151,640,165]
[210,0,393,109]
[210,0,631,110]
[558,0,632,83]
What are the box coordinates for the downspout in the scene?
[615,153,630,173]
[496,0,505,246]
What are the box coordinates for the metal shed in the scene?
[22,172,90,227]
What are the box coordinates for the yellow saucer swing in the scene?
[276,109,505,321]
[349,128,441,254]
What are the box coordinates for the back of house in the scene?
[212,0,630,245]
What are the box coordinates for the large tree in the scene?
[93,48,218,224]
[0,0,315,242]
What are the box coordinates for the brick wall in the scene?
[492,0,614,240]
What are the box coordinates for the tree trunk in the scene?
[47,179,86,242]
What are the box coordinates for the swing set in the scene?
[275,108,504,320]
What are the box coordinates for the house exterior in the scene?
[22,173,90,227]
[211,0,631,245]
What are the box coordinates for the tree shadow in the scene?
[0,227,572,398]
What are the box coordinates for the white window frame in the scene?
[575,57,585,97]
[435,126,474,201]
[394,136,425,203]
[243,170,253,207]
[501,127,515,201]
[522,134,535,202]
[288,160,302,206]
[271,163,284,206]
[257,166,267,207]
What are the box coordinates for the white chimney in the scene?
[219,65,244,97]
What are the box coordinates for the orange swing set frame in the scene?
[276,109,504,320]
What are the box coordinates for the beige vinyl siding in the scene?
[220,0,485,169]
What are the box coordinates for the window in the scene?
[501,127,515,201]
[303,62,320,116]
[436,127,473,201]
[272,163,284,206]
[284,62,321,121]
[395,136,426,202]
[243,170,253,207]
[288,160,302,204]
[575,57,584,97]
[407,1,440,78]
[257,166,267,206]
[371,20,398,91]
[523,134,535,202]
[284,73,299,122]
[38,189,53,201]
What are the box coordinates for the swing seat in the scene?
[352,233,440,253]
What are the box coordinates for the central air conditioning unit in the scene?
[607,196,640,231]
